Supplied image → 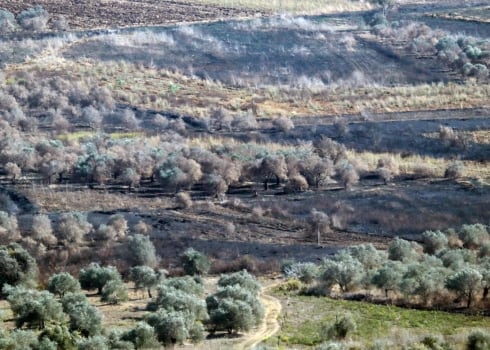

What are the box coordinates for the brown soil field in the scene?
[0,0,260,29]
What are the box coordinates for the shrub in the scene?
[444,161,464,179]
[175,191,193,209]
[321,314,356,340]
[5,162,21,183]
[272,116,294,132]
[39,323,79,350]
[107,214,128,240]
[51,15,69,31]
[101,279,128,304]
[0,211,20,241]
[276,278,304,292]
[77,336,109,350]
[473,64,489,78]
[0,9,16,33]
[337,162,359,190]
[17,5,49,31]
[120,322,159,349]
[283,262,319,284]
[467,330,490,350]
[285,174,309,193]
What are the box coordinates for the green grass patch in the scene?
[271,293,490,348]
[57,131,143,141]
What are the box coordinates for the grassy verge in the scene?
[267,292,490,349]
[57,131,144,141]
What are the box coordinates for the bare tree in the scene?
[309,209,330,246]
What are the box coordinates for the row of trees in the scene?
[0,210,157,271]
[371,14,489,79]
[284,224,490,309]
[0,241,264,348]
[0,69,428,196]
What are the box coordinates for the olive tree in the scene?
[67,301,103,337]
[55,212,93,245]
[388,237,420,262]
[146,310,204,346]
[399,258,447,305]
[206,284,264,334]
[421,230,448,255]
[0,243,38,292]
[31,214,57,246]
[79,263,121,294]
[371,260,406,298]
[130,266,165,298]
[4,286,65,329]
[217,270,261,294]
[126,234,157,268]
[120,322,159,349]
[309,208,330,246]
[48,272,81,297]
[320,253,363,293]
[445,267,482,308]
[77,336,109,350]
[181,248,211,276]
[145,276,207,346]
[283,262,319,284]
[101,279,128,304]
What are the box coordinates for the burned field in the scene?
[0,0,490,349]
[0,0,489,284]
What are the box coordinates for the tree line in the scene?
[283,224,490,309]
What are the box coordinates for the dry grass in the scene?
[470,130,490,145]
[8,57,490,120]
[174,0,371,14]
[432,6,490,24]
[347,150,490,180]
[22,186,172,213]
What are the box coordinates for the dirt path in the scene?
[236,282,282,350]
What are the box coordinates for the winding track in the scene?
[236,283,283,350]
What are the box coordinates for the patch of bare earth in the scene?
[0,0,260,30]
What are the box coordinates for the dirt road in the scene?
[236,283,282,350]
